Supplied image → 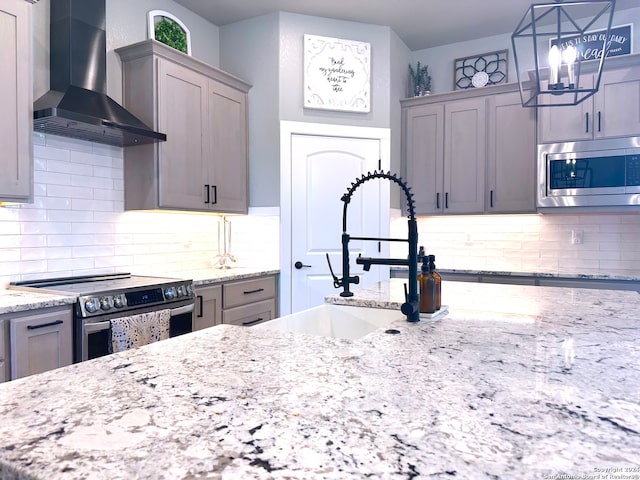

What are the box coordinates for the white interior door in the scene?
[289,133,389,314]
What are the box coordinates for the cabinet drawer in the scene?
[223,276,276,309]
[223,299,276,327]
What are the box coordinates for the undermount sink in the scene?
[253,304,403,340]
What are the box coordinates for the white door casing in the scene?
[280,121,391,316]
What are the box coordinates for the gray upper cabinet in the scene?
[486,91,536,213]
[0,0,33,202]
[116,40,251,213]
[403,85,534,216]
[538,62,640,143]
[404,97,485,215]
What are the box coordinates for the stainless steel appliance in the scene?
[12,273,194,362]
[538,136,640,208]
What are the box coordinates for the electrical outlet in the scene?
[571,229,583,245]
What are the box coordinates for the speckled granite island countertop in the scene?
[1,280,639,479]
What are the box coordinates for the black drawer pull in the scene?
[585,112,589,133]
[598,111,602,132]
[27,320,64,330]
[243,288,265,295]
[197,295,203,318]
[445,192,449,209]
[436,192,440,209]
[242,317,264,326]
[490,190,494,208]
[204,184,210,204]
[212,185,217,205]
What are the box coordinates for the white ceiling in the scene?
[173,0,637,51]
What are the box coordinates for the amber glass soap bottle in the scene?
[418,256,436,314]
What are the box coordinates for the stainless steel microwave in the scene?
[538,137,640,208]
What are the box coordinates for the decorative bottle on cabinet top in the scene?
[418,256,436,314]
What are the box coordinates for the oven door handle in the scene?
[169,303,195,316]
[85,320,111,333]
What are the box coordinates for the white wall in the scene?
[220,12,399,207]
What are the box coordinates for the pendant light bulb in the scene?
[563,45,578,87]
[548,45,562,86]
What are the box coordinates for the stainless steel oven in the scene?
[12,273,195,363]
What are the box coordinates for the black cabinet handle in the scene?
[243,288,265,295]
[490,190,494,208]
[445,192,449,209]
[212,185,217,205]
[436,192,440,209]
[598,111,602,132]
[242,318,264,326]
[197,295,203,318]
[586,112,589,133]
[27,320,63,330]
[204,184,210,204]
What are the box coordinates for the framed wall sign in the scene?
[304,34,371,113]
[550,24,633,61]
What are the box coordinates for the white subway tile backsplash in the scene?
[46,158,92,176]
[21,222,72,236]
[47,185,93,199]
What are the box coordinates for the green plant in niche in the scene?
[154,18,188,53]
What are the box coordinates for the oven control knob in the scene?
[176,285,185,298]
[99,296,113,311]
[113,295,125,308]
[85,298,99,313]
[186,284,193,296]
[164,287,176,300]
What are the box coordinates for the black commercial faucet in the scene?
[326,171,420,322]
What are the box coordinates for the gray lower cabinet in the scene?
[6,306,73,380]
[116,40,250,213]
[403,84,535,215]
[194,284,222,331]
[0,0,33,202]
[222,275,278,327]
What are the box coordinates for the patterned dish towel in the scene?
[110,310,171,353]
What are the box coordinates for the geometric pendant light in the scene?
[511,0,616,107]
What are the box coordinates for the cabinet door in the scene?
[538,75,594,143]
[0,0,32,201]
[486,91,536,213]
[10,308,73,380]
[0,319,6,383]
[595,67,640,139]
[404,104,444,215]
[207,80,248,213]
[157,59,209,210]
[194,284,222,331]
[443,97,486,214]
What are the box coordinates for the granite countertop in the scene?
[0,290,76,315]
[1,280,639,479]
[390,265,640,282]
[0,268,279,315]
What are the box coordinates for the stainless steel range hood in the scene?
[33,0,166,147]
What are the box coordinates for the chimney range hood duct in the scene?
[33,0,166,147]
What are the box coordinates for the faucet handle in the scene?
[400,282,420,321]
[325,253,342,288]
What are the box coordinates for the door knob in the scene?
[294,261,311,269]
